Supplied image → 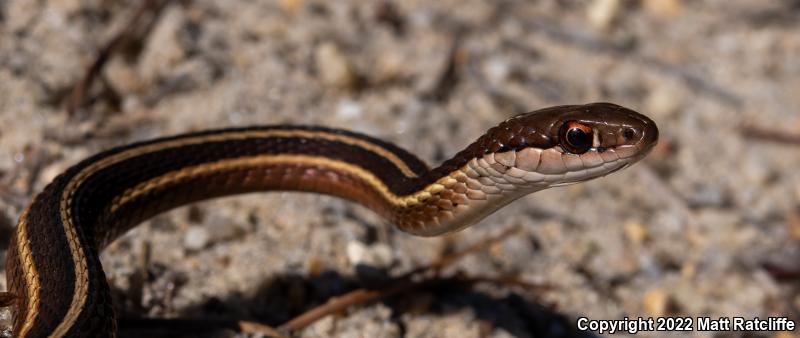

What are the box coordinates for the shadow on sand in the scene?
[117,267,601,338]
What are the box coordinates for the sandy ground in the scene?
[1,0,800,337]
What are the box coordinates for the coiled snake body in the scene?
[2,102,658,337]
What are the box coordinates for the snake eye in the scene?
[560,121,592,154]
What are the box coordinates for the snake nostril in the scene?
[622,128,636,141]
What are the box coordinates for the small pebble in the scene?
[687,183,727,208]
[741,158,771,186]
[373,49,405,84]
[104,56,143,94]
[336,305,400,338]
[795,184,800,203]
[138,6,187,85]
[587,0,621,30]
[315,42,358,89]
[643,0,683,18]
[6,0,39,31]
[206,214,246,243]
[306,256,326,276]
[645,82,684,118]
[183,226,210,251]
[683,228,708,249]
[786,210,800,240]
[40,162,69,187]
[483,57,511,84]
[305,315,335,336]
[279,0,304,15]
[227,111,244,125]
[624,220,648,245]
[121,97,144,114]
[336,99,363,119]
[643,288,668,316]
[48,0,83,14]
[346,241,394,268]
[680,262,696,279]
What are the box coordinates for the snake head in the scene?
[548,102,659,159]
[412,102,659,236]
[475,102,659,188]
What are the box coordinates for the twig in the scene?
[762,263,800,281]
[403,224,523,278]
[450,274,552,292]
[237,321,290,338]
[65,0,163,115]
[117,228,528,335]
[741,126,800,145]
[118,271,537,338]
[279,225,526,331]
[422,34,463,102]
[126,240,150,314]
[278,273,548,332]
[278,283,407,331]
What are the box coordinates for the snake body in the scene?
[2,102,658,337]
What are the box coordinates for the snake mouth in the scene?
[568,154,633,184]
[488,141,647,190]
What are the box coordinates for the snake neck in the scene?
[395,150,546,236]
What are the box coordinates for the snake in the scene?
[0,102,658,337]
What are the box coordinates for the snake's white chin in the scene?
[405,145,648,237]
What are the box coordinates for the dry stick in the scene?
[403,224,523,278]
[65,0,161,115]
[237,321,290,338]
[422,34,463,102]
[116,227,529,336]
[741,126,800,145]
[277,274,548,332]
[452,274,552,293]
[119,273,548,337]
[277,285,404,332]
[762,263,800,281]
[277,225,525,332]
